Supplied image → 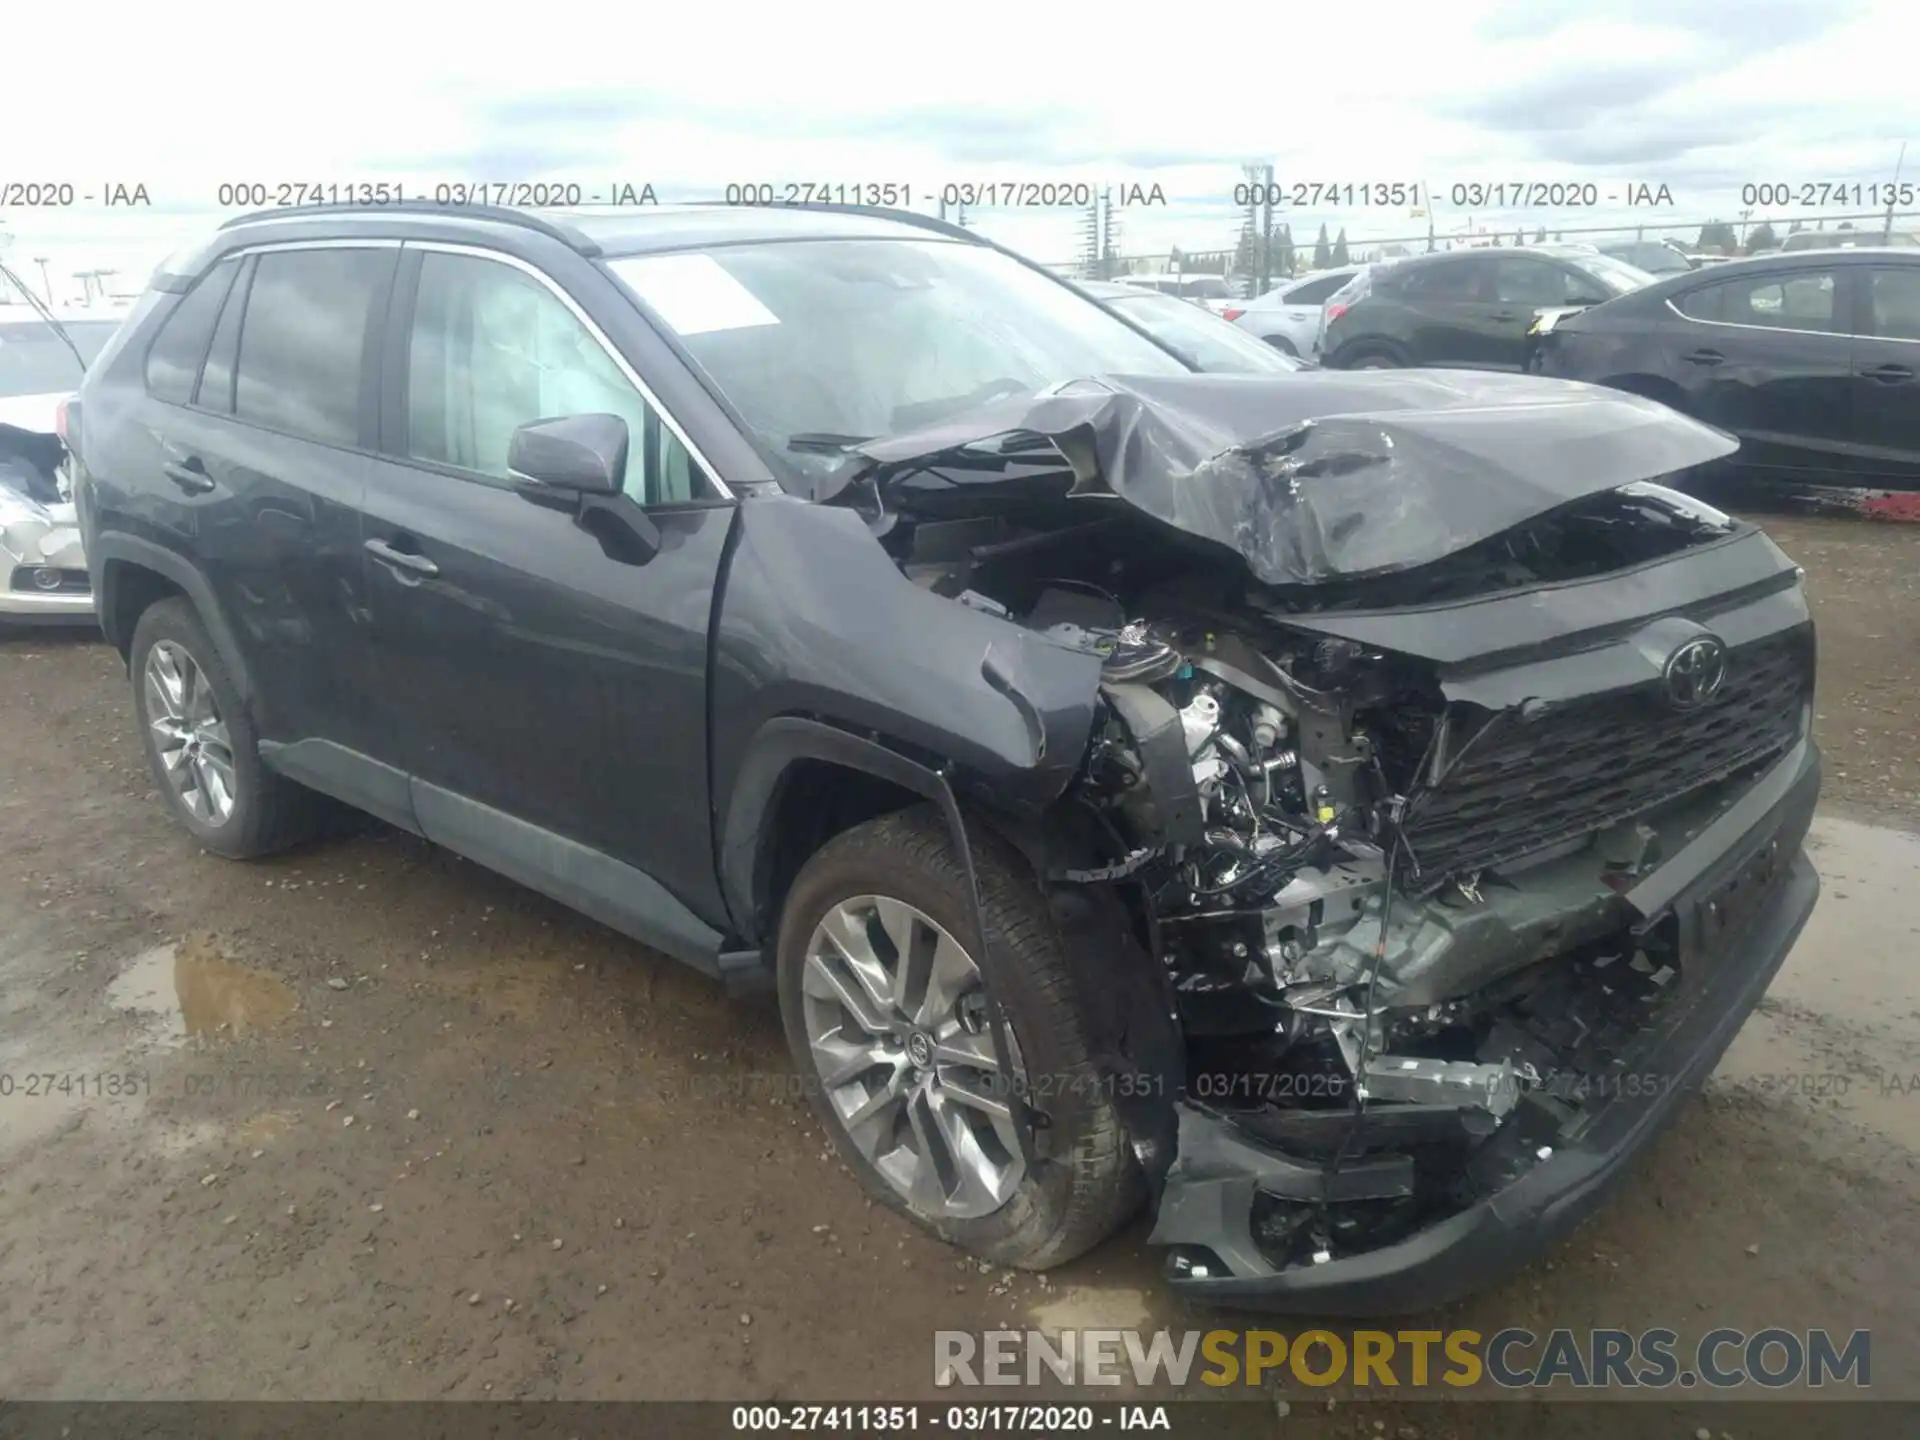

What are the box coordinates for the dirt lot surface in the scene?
[1,512,1916,1425]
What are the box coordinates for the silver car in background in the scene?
[1225,266,1362,356]
[0,296,129,625]
[1078,280,1309,374]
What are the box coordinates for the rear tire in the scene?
[776,806,1141,1269]
[130,597,322,859]
[1348,348,1403,369]
[1262,334,1300,357]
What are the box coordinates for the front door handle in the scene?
[1490,310,1517,322]
[1684,349,1724,365]
[161,458,214,494]
[364,537,439,578]
[1862,362,1915,383]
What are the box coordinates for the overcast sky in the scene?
[4,0,1914,293]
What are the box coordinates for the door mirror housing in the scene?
[507,413,628,495]
[508,413,661,565]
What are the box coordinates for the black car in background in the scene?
[1534,248,1920,492]
[1318,247,1654,371]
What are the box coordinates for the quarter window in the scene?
[144,258,239,406]
[1282,273,1350,305]
[234,248,393,446]
[405,251,699,503]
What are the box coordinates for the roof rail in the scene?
[678,199,983,245]
[214,200,602,256]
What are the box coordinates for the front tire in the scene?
[776,806,1140,1269]
[130,597,320,859]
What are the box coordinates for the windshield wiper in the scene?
[786,432,876,453]
[0,260,87,374]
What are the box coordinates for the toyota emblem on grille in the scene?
[1664,636,1729,709]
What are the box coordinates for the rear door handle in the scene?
[161,458,214,494]
[364,537,439,578]
[1684,349,1724,366]
[1862,362,1915,383]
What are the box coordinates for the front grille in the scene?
[1400,626,1811,888]
[9,565,90,594]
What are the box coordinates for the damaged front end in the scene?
[841,372,1822,1311]
[0,422,94,623]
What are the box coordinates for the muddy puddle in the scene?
[1713,815,1920,1150]
[105,934,298,1047]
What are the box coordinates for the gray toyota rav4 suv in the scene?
[74,200,1820,1312]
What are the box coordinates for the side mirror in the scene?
[507,413,628,495]
[508,413,662,565]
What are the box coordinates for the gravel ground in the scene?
[0,511,1915,1424]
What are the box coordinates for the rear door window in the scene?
[1675,270,1841,332]
[234,248,395,447]
[1867,268,1920,341]
[1400,259,1485,300]
[144,258,240,405]
[1492,257,1573,306]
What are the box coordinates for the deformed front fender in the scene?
[708,494,1107,893]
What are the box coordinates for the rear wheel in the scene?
[775,806,1140,1268]
[130,598,321,858]
[1348,348,1403,369]
[1262,334,1300,357]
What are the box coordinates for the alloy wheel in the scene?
[800,895,1025,1221]
[144,640,237,826]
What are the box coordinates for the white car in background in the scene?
[1223,266,1362,356]
[0,299,131,625]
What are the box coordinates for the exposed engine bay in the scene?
[857,453,1813,1275]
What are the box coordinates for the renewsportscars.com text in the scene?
[934,1327,1870,1390]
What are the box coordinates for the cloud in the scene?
[1476,0,1869,51]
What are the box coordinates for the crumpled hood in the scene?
[823,370,1739,586]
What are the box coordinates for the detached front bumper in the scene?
[1151,738,1822,1315]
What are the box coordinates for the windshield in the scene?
[1603,243,1691,274]
[607,240,1187,480]
[0,319,121,399]
[1109,293,1301,374]
[1570,252,1657,294]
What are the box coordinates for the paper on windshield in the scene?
[617,254,781,336]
